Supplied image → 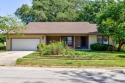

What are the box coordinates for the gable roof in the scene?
[12,22,98,34]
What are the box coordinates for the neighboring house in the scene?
[6,22,112,51]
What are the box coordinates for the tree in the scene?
[0,15,26,38]
[15,4,32,24]
[97,0,125,51]
[77,0,106,23]
[15,0,85,24]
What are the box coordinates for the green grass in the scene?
[22,51,125,60]
[16,59,125,67]
[16,50,125,67]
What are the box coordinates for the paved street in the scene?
[0,67,125,83]
[0,51,34,66]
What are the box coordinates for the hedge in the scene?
[90,43,114,51]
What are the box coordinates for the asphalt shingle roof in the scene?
[13,22,98,34]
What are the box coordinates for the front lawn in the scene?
[16,50,125,67]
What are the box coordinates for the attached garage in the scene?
[12,39,40,51]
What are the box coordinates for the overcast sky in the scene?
[0,0,32,16]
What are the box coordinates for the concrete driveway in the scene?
[0,51,34,66]
[0,67,125,83]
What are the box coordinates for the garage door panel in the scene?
[12,39,40,51]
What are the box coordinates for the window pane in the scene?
[103,36,109,44]
[67,37,72,41]
[67,37,72,46]
[97,36,102,43]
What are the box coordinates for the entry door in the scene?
[12,39,40,51]
[81,36,88,48]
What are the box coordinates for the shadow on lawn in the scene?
[117,55,125,58]
[77,50,125,54]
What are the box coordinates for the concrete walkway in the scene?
[0,51,34,66]
[0,67,125,83]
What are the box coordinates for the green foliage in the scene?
[14,0,107,24]
[0,38,5,43]
[15,0,85,24]
[62,47,75,56]
[78,0,106,23]
[0,41,5,50]
[0,15,26,38]
[97,0,125,51]
[37,41,86,56]
[48,41,66,55]
[116,44,125,52]
[0,42,4,47]
[16,0,118,24]
[0,46,6,50]
[15,4,32,24]
[121,45,125,52]
[37,41,73,55]
[16,0,123,25]
[90,43,114,51]
[37,44,49,55]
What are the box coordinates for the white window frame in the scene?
[97,35,109,44]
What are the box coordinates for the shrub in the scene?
[0,46,6,50]
[62,47,75,56]
[90,43,114,51]
[37,41,75,55]
[0,42,6,50]
[48,41,66,55]
[107,45,115,51]
[37,41,88,56]
[37,44,50,55]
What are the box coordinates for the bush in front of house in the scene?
[37,43,50,55]
[90,43,114,51]
[48,41,67,55]
[37,41,76,55]
[0,46,6,50]
[0,42,6,50]
[37,41,87,56]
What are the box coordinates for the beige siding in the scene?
[109,36,113,45]
[6,38,11,50]
[6,35,46,50]
[88,35,97,49]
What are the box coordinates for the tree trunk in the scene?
[117,40,123,51]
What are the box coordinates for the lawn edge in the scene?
[15,65,125,70]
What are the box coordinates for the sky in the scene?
[0,0,32,16]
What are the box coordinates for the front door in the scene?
[81,36,88,49]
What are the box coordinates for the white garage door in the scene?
[12,39,40,51]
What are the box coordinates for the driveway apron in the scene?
[0,51,34,66]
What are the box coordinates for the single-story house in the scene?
[6,22,112,51]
